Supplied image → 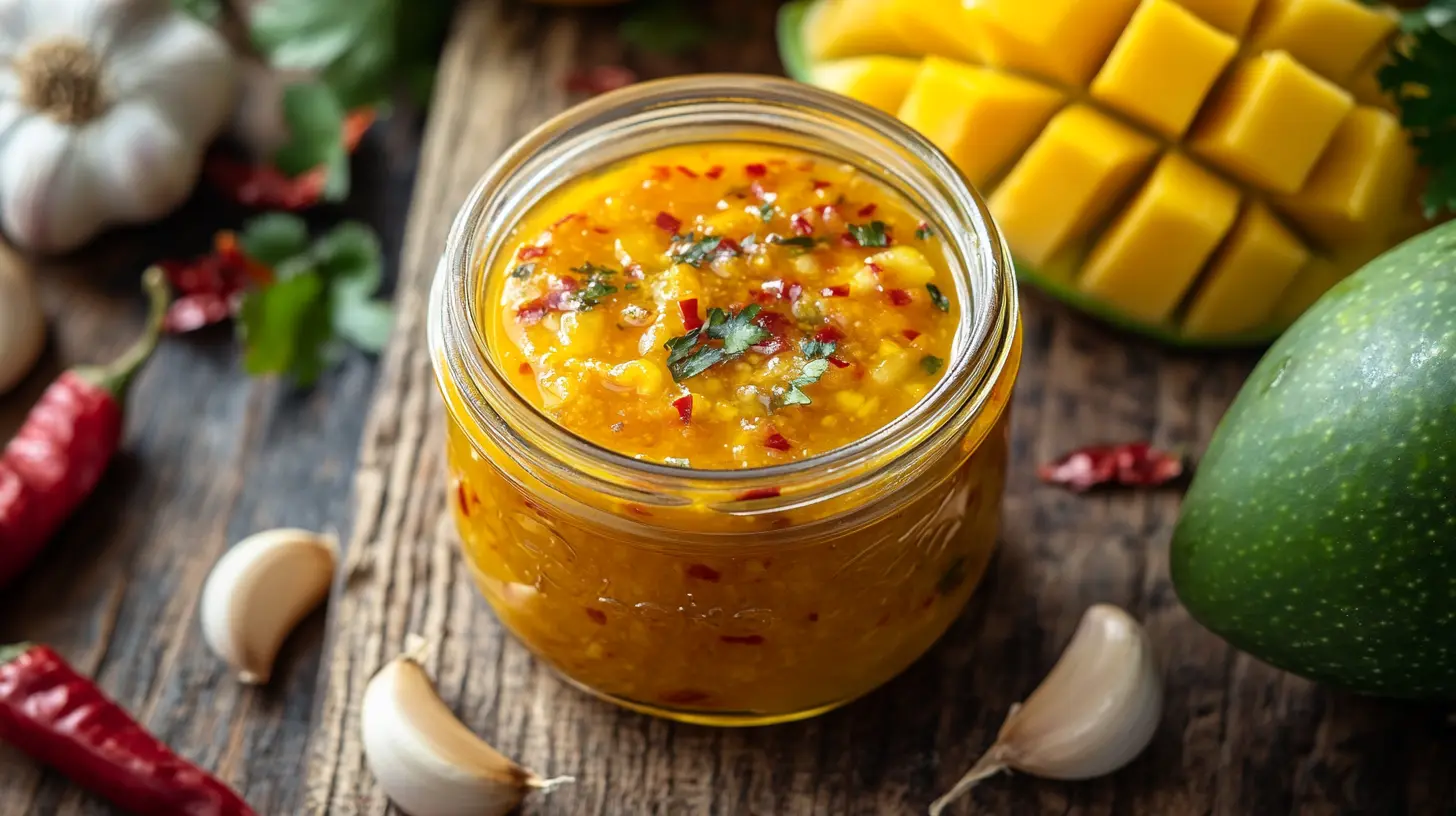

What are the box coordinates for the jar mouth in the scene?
[431,74,1017,507]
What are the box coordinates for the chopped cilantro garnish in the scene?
[926,283,951,312]
[624,282,639,291]
[669,233,725,267]
[921,355,944,375]
[780,358,831,407]
[574,279,618,310]
[757,202,775,221]
[510,263,536,279]
[771,235,818,248]
[800,338,837,359]
[571,262,620,277]
[848,221,889,247]
[663,304,770,381]
[915,224,934,240]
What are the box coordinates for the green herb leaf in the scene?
[1379,1,1456,216]
[758,202,776,221]
[921,355,944,375]
[915,224,934,240]
[780,385,812,407]
[669,234,725,267]
[273,82,348,191]
[670,345,728,381]
[511,263,537,279]
[570,262,620,278]
[926,283,951,312]
[240,213,310,266]
[771,235,818,248]
[801,338,837,359]
[333,298,394,352]
[664,305,769,381]
[848,221,889,247]
[574,279,619,311]
[780,358,831,407]
[707,304,771,353]
[238,272,331,385]
[624,281,639,291]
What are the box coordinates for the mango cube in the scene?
[898,58,1064,188]
[1189,51,1355,194]
[1275,107,1415,249]
[1182,203,1311,338]
[886,0,983,64]
[866,246,936,287]
[977,0,1142,87]
[1091,0,1238,138]
[1249,0,1399,84]
[813,57,923,115]
[1172,0,1261,35]
[989,106,1159,267]
[1078,153,1241,324]
[804,0,915,61]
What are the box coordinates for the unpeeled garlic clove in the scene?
[199,528,338,684]
[0,250,45,395]
[929,604,1162,815]
[362,635,573,816]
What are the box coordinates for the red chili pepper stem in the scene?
[72,267,169,400]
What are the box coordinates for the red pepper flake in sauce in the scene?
[705,165,724,179]
[814,325,845,343]
[827,357,850,369]
[750,311,790,355]
[1038,443,1186,492]
[764,431,793,451]
[887,289,913,306]
[552,212,581,229]
[737,486,781,501]
[821,285,850,298]
[676,165,699,179]
[686,563,722,582]
[593,226,612,234]
[902,329,922,341]
[518,362,533,376]
[679,298,703,331]
[720,635,764,645]
[812,179,832,191]
[584,608,608,625]
[650,165,672,181]
[858,203,878,217]
[655,211,682,233]
[518,245,547,261]
[672,395,693,424]
[456,482,472,517]
[517,298,548,325]
[838,232,860,248]
[790,211,814,236]
[744,163,767,178]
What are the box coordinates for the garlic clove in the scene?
[199,528,338,685]
[362,636,574,816]
[0,248,45,395]
[930,604,1162,815]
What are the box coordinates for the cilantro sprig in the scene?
[780,359,830,407]
[569,263,619,310]
[669,234,727,267]
[1380,1,1456,216]
[926,283,951,312]
[848,221,889,247]
[664,304,771,382]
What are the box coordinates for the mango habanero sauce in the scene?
[450,143,1012,724]
[485,145,958,467]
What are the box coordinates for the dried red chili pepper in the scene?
[1038,442,1186,492]
[204,110,375,211]
[887,289,912,306]
[161,232,274,333]
[858,203,878,217]
[0,643,256,815]
[0,271,168,588]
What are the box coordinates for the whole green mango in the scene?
[1172,220,1456,699]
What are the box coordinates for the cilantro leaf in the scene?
[664,305,769,381]
[620,0,713,55]
[780,358,831,407]
[240,213,310,266]
[848,221,889,247]
[915,224,934,240]
[926,283,951,312]
[921,355,944,375]
[707,304,771,353]
[771,235,818,248]
[573,279,618,310]
[780,386,812,407]
[571,262,620,278]
[801,338,837,359]
[273,81,349,200]
[758,202,776,221]
[334,298,394,352]
[239,272,330,385]
[669,234,725,267]
[1379,1,1456,216]
[511,263,536,279]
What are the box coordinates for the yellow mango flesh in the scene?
[1182,203,1311,338]
[795,0,1422,343]
[1078,153,1242,323]
[813,56,922,114]
[803,0,915,61]
[1091,0,1239,138]
[897,58,1065,188]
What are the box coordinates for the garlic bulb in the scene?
[200,528,338,685]
[930,604,1162,815]
[0,249,44,394]
[362,636,574,816]
[0,0,235,253]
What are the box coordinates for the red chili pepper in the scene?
[887,289,912,306]
[744,163,767,178]
[902,328,922,341]
[813,325,844,343]
[790,211,814,236]
[204,110,374,211]
[562,64,638,96]
[676,165,698,179]
[750,311,790,355]
[858,203,878,217]
[1038,443,1186,492]
[679,298,703,331]
[811,179,832,191]
[827,357,850,369]
[161,232,274,333]
[0,271,169,588]
[516,298,548,325]
[764,431,792,452]
[672,395,693,424]
[552,212,582,229]
[705,165,724,179]
[518,245,547,261]
[656,211,682,233]
[0,644,256,815]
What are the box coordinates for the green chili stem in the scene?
[73,267,170,399]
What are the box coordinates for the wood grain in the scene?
[302,1,1456,815]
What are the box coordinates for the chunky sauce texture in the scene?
[485,144,960,469]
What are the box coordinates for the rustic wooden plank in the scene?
[301,1,1456,815]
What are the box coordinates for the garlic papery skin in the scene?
[0,0,235,253]
[362,636,574,816]
[199,528,337,685]
[0,253,44,394]
[929,604,1162,815]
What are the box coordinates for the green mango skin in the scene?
[1172,220,1456,699]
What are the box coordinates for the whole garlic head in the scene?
[0,0,236,253]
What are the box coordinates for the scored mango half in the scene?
[778,0,1430,347]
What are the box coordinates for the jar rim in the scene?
[430,74,1018,509]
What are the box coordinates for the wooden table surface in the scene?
[3,1,1454,814]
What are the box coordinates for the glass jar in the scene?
[429,75,1020,726]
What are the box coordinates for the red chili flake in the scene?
[672,395,694,424]
[705,165,725,179]
[821,285,850,298]
[456,482,471,517]
[812,179,832,191]
[744,163,767,178]
[750,311,790,355]
[544,277,581,312]
[902,329,922,341]
[888,289,912,306]
[764,431,793,452]
[676,165,699,178]
[159,231,275,333]
[661,689,711,705]
[516,299,549,325]
[737,486,781,501]
[807,612,820,622]
[585,608,608,625]
[655,211,682,233]
[593,226,611,234]
[625,503,654,517]
[814,325,844,343]
[791,211,814,236]
[552,212,582,229]
[716,237,743,256]
[839,232,861,248]
[686,563,722,582]
[679,298,703,331]
[203,110,374,210]
[858,203,878,217]
[518,245,547,261]
[518,362,533,376]
[625,263,645,280]
[650,165,672,181]
[1038,443,1186,492]
[867,262,884,276]
[563,64,638,96]
[720,635,764,645]
[827,357,850,369]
